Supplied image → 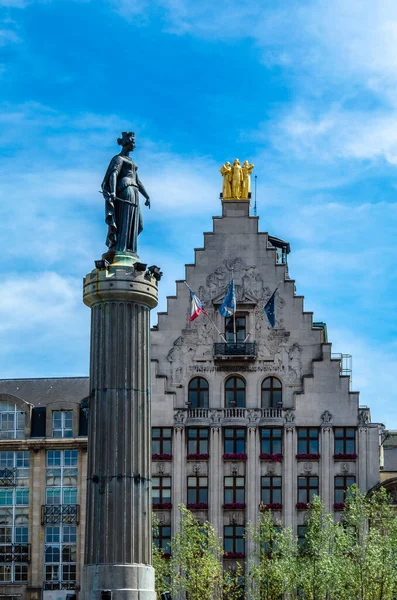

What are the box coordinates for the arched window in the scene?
[188,377,209,408]
[0,400,25,439]
[225,376,246,408]
[261,377,282,408]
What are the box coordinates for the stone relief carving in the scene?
[303,463,312,475]
[266,464,276,475]
[247,409,260,425]
[358,408,370,426]
[321,410,332,424]
[230,464,239,476]
[340,463,349,475]
[167,336,194,383]
[193,464,201,475]
[285,343,302,384]
[285,410,295,424]
[230,512,243,525]
[210,410,222,424]
[156,463,165,475]
[174,410,185,425]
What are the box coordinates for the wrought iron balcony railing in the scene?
[214,342,257,357]
[41,504,80,525]
[0,544,31,563]
[43,582,76,591]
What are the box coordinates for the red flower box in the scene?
[187,502,208,510]
[152,502,172,510]
[161,552,171,559]
[223,453,247,461]
[259,502,283,510]
[222,502,246,510]
[296,502,311,510]
[187,453,209,460]
[333,453,357,460]
[152,454,173,461]
[333,503,345,511]
[224,552,245,559]
[259,453,283,462]
[296,453,320,461]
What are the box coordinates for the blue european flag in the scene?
[219,279,236,317]
[264,289,277,327]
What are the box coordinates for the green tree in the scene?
[170,504,223,600]
[339,486,397,600]
[152,514,171,600]
[247,510,297,600]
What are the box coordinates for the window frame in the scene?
[224,428,246,455]
[224,524,245,556]
[225,315,246,343]
[298,476,319,504]
[334,428,356,454]
[261,475,282,506]
[224,475,245,505]
[334,475,356,505]
[188,378,209,409]
[260,428,283,455]
[152,476,172,505]
[261,377,282,409]
[187,428,209,456]
[151,428,173,457]
[187,476,208,506]
[52,411,73,439]
[297,428,320,455]
[225,377,246,408]
[0,402,25,440]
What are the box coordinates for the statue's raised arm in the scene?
[102,132,151,263]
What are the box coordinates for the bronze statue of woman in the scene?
[101,132,150,260]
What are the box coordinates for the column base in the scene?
[80,564,156,600]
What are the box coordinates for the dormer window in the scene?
[0,401,25,440]
[52,411,73,439]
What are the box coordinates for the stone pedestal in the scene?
[81,258,158,600]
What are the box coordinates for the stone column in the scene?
[357,426,368,491]
[284,426,296,529]
[209,426,222,540]
[246,426,258,527]
[81,261,158,600]
[320,426,332,513]
[172,425,185,534]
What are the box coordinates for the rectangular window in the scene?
[224,428,246,454]
[152,428,172,456]
[298,476,319,504]
[187,428,209,456]
[260,428,283,455]
[154,525,171,554]
[334,428,356,454]
[225,316,246,343]
[44,524,77,584]
[0,454,30,584]
[297,525,307,547]
[187,476,208,505]
[334,476,356,504]
[224,525,245,556]
[224,476,245,505]
[297,428,319,454]
[261,476,282,505]
[52,411,73,438]
[152,477,171,505]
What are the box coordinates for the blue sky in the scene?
[0,0,396,426]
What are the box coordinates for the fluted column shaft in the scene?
[209,426,222,539]
[81,264,158,600]
[320,426,332,513]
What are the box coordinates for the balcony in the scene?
[41,504,80,525]
[184,407,284,425]
[213,343,257,360]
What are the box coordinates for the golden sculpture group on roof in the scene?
[220,158,254,200]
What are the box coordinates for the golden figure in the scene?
[241,160,254,199]
[220,161,232,198]
[231,158,242,199]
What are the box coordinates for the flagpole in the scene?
[184,281,227,343]
[243,281,283,342]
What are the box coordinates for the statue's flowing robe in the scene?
[101,155,147,254]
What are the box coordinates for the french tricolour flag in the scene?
[189,290,208,322]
